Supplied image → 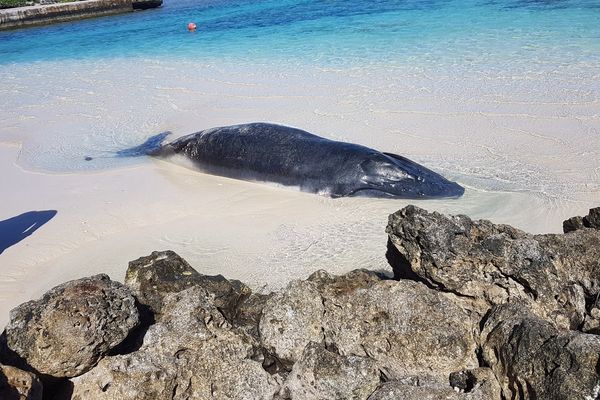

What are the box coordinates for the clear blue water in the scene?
[1,0,599,68]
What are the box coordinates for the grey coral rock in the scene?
[564,207,600,232]
[481,302,600,400]
[0,363,42,400]
[260,269,478,383]
[5,203,600,400]
[386,205,600,330]
[259,279,325,365]
[367,367,501,399]
[281,341,380,400]
[70,286,280,400]
[5,274,139,378]
[320,277,479,381]
[125,250,251,321]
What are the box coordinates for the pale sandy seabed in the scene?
[0,58,599,326]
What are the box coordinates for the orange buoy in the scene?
[187,22,197,32]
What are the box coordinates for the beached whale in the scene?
[119,123,464,199]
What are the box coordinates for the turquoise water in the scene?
[1,0,599,68]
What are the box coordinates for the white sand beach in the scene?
[1,58,599,327]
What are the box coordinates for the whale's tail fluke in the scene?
[115,131,172,158]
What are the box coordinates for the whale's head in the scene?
[345,152,464,199]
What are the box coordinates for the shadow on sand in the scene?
[0,210,57,254]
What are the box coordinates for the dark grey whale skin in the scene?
[149,123,464,199]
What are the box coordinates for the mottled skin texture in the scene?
[152,123,464,199]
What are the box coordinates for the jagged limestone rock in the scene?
[563,215,585,233]
[125,250,251,321]
[5,274,139,378]
[586,207,600,228]
[386,205,600,330]
[231,291,274,339]
[0,363,42,400]
[6,204,600,400]
[481,302,600,400]
[306,269,383,295]
[259,280,325,365]
[70,286,280,400]
[320,277,479,381]
[281,341,380,400]
[367,367,501,399]
[564,207,600,232]
[260,269,478,382]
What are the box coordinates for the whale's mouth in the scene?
[346,182,465,199]
[345,188,399,198]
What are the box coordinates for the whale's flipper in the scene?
[116,132,172,158]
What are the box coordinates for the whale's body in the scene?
[140,123,464,199]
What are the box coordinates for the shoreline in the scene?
[0,137,595,329]
[0,0,160,31]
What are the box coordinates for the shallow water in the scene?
[1,0,600,66]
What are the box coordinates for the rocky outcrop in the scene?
[4,274,139,378]
[386,205,600,399]
[125,250,270,341]
[368,367,502,400]
[0,363,42,400]
[386,205,600,331]
[0,0,161,31]
[481,302,600,399]
[563,207,600,232]
[281,341,380,400]
[259,268,480,383]
[70,286,280,400]
[1,206,599,399]
[259,279,325,365]
[125,250,251,321]
[319,277,478,382]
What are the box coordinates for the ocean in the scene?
[2,0,600,67]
